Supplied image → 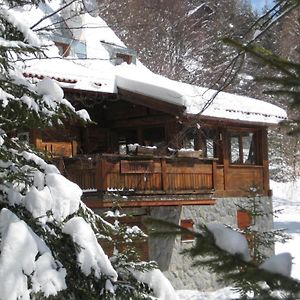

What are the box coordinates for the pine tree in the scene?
[0,1,161,299]
[235,186,290,264]
[98,0,258,92]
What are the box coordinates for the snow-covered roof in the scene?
[20,0,287,126]
[115,64,287,125]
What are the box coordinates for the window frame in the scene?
[180,219,194,242]
[228,129,260,165]
[54,42,70,57]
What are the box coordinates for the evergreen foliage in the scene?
[217,0,300,182]
[235,187,290,264]
[222,0,300,130]
[98,0,258,93]
[103,209,157,299]
[144,216,300,299]
[0,1,157,299]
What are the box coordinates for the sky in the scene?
[250,0,275,13]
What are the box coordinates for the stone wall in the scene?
[148,196,274,290]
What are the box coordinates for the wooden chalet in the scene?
[27,83,283,208]
[21,7,286,212]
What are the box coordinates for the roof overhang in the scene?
[118,88,186,116]
[184,113,284,128]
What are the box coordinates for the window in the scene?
[143,127,165,147]
[180,219,194,241]
[73,41,87,59]
[55,42,70,57]
[182,128,196,150]
[229,131,257,164]
[182,127,219,159]
[201,129,218,159]
[237,210,252,229]
[17,132,29,144]
[116,53,133,65]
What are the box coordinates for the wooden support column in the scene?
[71,140,77,157]
[137,128,143,145]
[161,158,167,192]
[95,158,104,191]
[212,160,217,190]
[222,129,230,192]
[261,128,270,195]
[194,130,203,151]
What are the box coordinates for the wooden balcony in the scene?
[63,153,217,193]
[62,154,217,207]
[60,151,268,208]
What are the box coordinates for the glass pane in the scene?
[183,138,194,149]
[242,133,255,164]
[206,138,214,158]
[201,129,218,158]
[183,128,196,150]
[230,135,240,163]
[143,127,165,146]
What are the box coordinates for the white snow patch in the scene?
[62,217,118,281]
[132,268,179,300]
[23,171,81,223]
[0,209,66,300]
[0,5,41,47]
[177,287,240,300]
[104,210,126,218]
[271,179,300,280]
[253,29,262,40]
[45,173,81,221]
[36,77,64,100]
[76,109,91,121]
[207,223,251,262]
[260,252,293,277]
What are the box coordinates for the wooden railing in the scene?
[63,154,217,195]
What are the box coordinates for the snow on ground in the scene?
[177,179,300,300]
[271,180,300,280]
[177,287,240,300]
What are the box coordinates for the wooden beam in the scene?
[192,114,277,128]
[222,128,230,191]
[261,128,270,193]
[111,115,174,128]
[161,158,167,192]
[212,160,217,190]
[83,198,216,208]
[118,88,186,116]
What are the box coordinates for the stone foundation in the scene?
[148,196,274,290]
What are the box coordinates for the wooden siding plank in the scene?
[120,160,161,174]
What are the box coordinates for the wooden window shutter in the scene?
[181,219,194,241]
[237,210,252,229]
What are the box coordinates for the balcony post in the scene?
[95,157,104,191]
[212,160,217,190]
[161,158,167,192]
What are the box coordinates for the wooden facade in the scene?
[29,89,271,207]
